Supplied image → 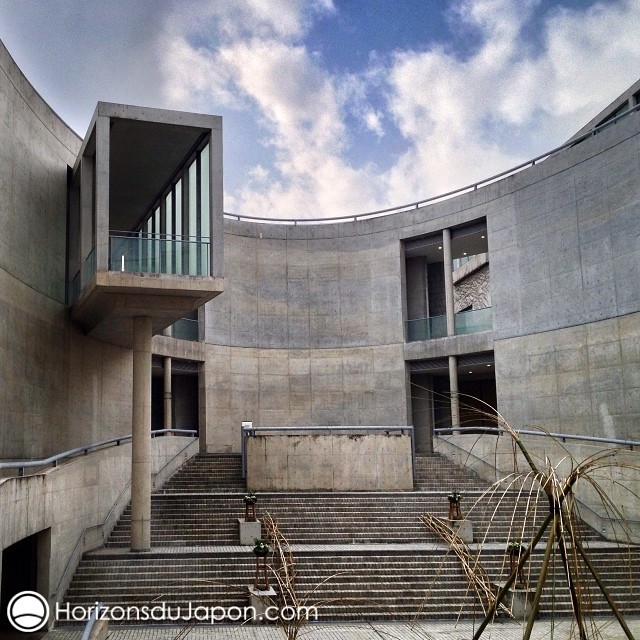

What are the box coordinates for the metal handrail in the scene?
[51,480,131,599]
[244,425,413,433]
[153,437,199,481]
[80,601,104,640]
[0,429,197,477]
[435,426,639,450]
[52,432,198,599]
[110,230,210,241]
[224,102,640,225]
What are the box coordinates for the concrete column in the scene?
[448,355,460,432]
[131,316,152,551]
[79,155,94,269]
[443,228,455,336]
[164,356,172,431]
[412,373,434,454]
[94,115,110,272]
[199,365,208,454]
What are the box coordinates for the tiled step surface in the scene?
[162,454,245,492]
[65,546,640,622]
[163,453,486,494]
[413,454,487,491]
[106,491,600,547]
[63,453,639,624]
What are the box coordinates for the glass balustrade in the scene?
[109,233,210,276]
[455,307,492,335]
[406,307,492,342]
[406,315,447,341]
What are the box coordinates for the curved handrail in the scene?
[52,434,198,599]
[80,601,105,640]
[435,426,639,450]
[0,429,197,477]
[224,102,640,225]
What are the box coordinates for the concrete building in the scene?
[1,35,640,626]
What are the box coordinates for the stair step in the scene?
[62,453,638,624]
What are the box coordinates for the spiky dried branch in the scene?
[410,381,640,639]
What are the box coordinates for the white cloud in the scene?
[161,0,383,218]
[166,0,335,42]
[363,110,385,138]
[219,38,383,217]
[248,165,270,183]
[162,36,241,111]
[158,0,640,218]
[383,0,640,202]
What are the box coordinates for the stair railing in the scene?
[434,426,640,450]
[0,428,197,477]
[45,431,197,604]
[51,482,131,603]
[435,425,640,543]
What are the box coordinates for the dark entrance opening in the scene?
[152,357,200,435]
[1,530,50,631]
[410,352,497,449]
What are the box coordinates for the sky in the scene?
[1,0,639,219]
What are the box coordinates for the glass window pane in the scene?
[145,218,152,271]
[154,207,160,272]
[189,161,197,275]
[165,193,173,273]
[175,179,182,275]
[199,144,210,275]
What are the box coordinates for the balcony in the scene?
[406,307,492,342]
[455,307,492,335]
[70,234,221,348]
[109,232,210,277]
[406,315,447,341]
[67,103,224,348]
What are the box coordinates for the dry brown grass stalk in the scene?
[410,381,640,639]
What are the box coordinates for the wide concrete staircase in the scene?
[63,453,640,624]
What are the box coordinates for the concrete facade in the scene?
[0,41,135,459]
[0,436,198,616]
[4,30,638,459]
[2,33,640,619]
[3,34,637,462]
[200,98,640,452]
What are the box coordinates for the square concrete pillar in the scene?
[248,586,277,624]
[238,519,262,546]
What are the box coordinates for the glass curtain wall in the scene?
[111,143,211,276]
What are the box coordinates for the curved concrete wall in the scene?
[1,33,638,520]
[0,41,133,457]
[204,225,409,450]
[204,108,640,451]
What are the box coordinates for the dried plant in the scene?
[420,511,512,620]
[261,511,350,640]
[410,381,640,639]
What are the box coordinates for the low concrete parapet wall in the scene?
[435,433,640,544]
[246,432,413,491]
[0,435,198,621]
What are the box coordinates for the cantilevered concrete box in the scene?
[68,102,224,347]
